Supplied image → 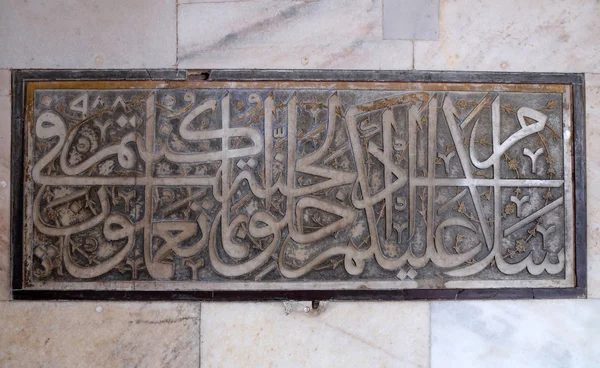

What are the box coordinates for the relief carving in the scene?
[23,82,575,290]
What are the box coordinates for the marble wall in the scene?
[0,0,599,367]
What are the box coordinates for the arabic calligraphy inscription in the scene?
[22,81,575,290]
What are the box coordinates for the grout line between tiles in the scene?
[381,0,385,40]
[412,40,415,70]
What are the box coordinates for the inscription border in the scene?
[10,69,586,301]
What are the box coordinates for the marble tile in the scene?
[0,302,200,367]
[0,70,10,96]
[178,0,413,69]
[431,300,600,368]
[0,95,9,300]
[587,73,600,298]
[201,301,430,368]
[181,40,413,69]
[0,0,176,68]
[178,0,258,2]
[414,0,600,72]
[383,0,439,40]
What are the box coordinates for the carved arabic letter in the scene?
[63,214,134,279]
[523,147,544,174]
[150,214,210,279]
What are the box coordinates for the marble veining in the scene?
[177,0,413,69]
[586,73,600,298]
[201,302,429,368]
[431,300,600,368]
[414,0,600,72]
[0,302,200,367]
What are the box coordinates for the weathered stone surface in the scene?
[0,70,10,96]
[586,73,600,298]
[177,0,414,69]
[0,0,176,68]
[0,91,10,300]
[414,0,600,72]
[19,80,576,292]
[0,302,200,367]
[201,301,430,367]
[431,300,600,368]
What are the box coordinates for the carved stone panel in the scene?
[14,72,584,297]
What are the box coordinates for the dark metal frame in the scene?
[10,69,587,301]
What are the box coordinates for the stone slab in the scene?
[0,95,10,300]
[177,0,413,69]
[586,73,600,298]
[201,301,430,368]
[0,0,176,68]
[431,300,600,368]
[414,0,600,72]
[0,70,10,96]
[12,71,583,297]
[0,302,200,367]
[383,0,439,40]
